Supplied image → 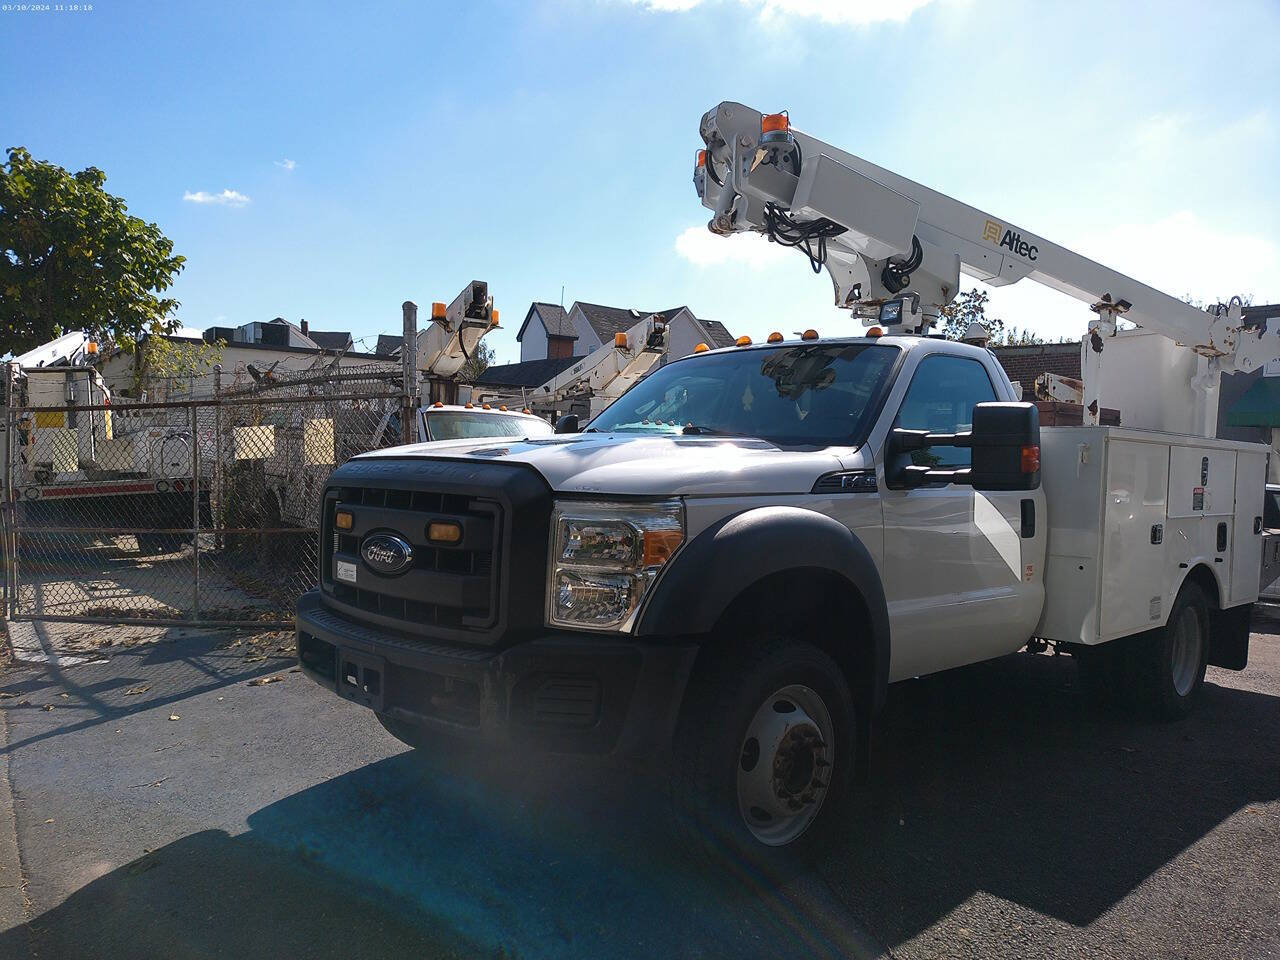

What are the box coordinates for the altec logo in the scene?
[983,219,1038,262]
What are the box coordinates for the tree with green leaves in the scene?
[459,339,494,381]
[0,146,185,357]
[133,335,225,398]
[938,287,1053,346]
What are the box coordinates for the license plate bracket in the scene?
[336,648,385,712]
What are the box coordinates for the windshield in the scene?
[588,342,899,446]
[424,411,553,441]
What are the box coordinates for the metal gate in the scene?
[1,368,413,627]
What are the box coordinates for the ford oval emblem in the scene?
[360,533,414,576]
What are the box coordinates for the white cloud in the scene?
[275,158,297,171]
[183,189,251,207]
[626,0,938,24]
[675,224,788,268]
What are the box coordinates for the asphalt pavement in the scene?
[0,615,1275,959]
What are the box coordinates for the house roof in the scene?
[516,302,575,343]
[991,342,1080,400]
[696,318,736,349]
[307,330,353,351]
[471,355,585,389]
[374,334,402,357]
[575,303,692,342]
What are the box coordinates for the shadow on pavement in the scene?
[2,642,1277,959]
[831,648,1280,948]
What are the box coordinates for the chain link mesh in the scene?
[2,366,411,626]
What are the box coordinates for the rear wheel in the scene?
[670,636,855,859]
[1078,582,1210,720]
[1137,582,1210,720]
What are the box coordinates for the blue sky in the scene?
[4,0,1278,362]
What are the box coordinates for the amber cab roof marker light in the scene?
[693,343,709,353]
[866,326,885,337]
[735,335,752,347]
[801,329,819,340]
[767,332,784,343]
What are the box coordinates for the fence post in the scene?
[191,402,201,622]
[212,364,223,552]
[402,301,418,444]
[1,363,11,617]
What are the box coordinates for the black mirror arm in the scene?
[888,427,975,455]
[901,465,973,489]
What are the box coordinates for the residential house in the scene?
[517,299,735,364]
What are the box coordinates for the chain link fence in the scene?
[1,364,411,627]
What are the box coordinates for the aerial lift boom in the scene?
[696,101,1272,436]
[417,280,501,379]
[535,313,670,418]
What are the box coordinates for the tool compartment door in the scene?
[1231,448,1266,605]
[1099,438,1170,640]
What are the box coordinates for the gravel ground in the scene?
[0,615,1274,959]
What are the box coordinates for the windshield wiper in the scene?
[681,424,737,436]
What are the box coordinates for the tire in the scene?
[670,636,855,861]
[1132,581,1211,720]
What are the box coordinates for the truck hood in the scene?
[356,433,863,496]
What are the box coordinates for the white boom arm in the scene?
[417,280,500,379]
[536,314,670,418]
[697,101,1273,435]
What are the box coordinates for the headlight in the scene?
[548,500,684,631]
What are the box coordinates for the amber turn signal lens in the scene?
[490,309,500,326]
[696,148,707,166]
[642,529,683,567]
[615,333,628,348]
[431,302,446,319]
[1021,445,1041,473]
[335,511,353,531]
[427,522,462,544]
[761,112,790,134]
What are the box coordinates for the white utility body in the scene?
[1037,427,1266,646]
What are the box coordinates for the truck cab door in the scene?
[880,352,1045,681]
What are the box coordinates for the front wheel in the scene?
[670,637,855,857]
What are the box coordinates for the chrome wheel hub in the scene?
[1170,605,1202,698]
[736,684,834,846]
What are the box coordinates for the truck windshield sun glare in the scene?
[586,342,900,447]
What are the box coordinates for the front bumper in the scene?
[296,590,697,757]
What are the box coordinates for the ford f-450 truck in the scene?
[296,332,1263,851]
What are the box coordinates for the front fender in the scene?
[636,505,890,712]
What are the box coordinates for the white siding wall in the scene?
[97,343,395,399]
[662,309,705,363]
[568,306,605,354]
[519,312,548,362]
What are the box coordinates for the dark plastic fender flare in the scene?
[635,505,891,714]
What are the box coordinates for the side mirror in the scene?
[554,414,580,434]
[887,402,1040,491]
[969,402,1040,491]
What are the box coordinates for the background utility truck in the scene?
[296,103,1277,854]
